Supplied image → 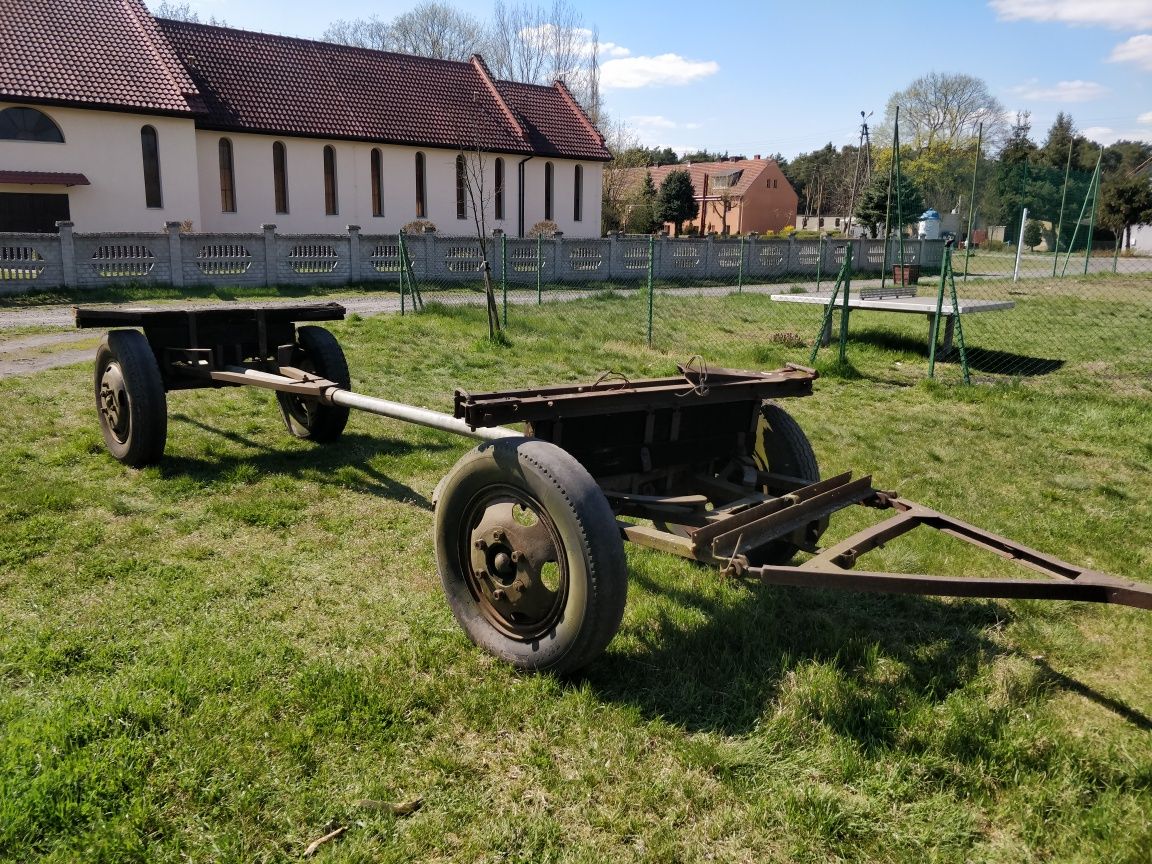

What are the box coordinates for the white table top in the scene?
[769,293,1016,314]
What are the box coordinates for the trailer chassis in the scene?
[76,303,1151,673]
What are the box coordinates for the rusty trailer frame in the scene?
[76,302,1152,671]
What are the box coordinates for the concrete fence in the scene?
[0,221,946,294]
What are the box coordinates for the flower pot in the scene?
[892,264,920,286]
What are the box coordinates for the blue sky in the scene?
[153,0,1152,157]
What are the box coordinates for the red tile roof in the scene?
[158,21,610,161]
[497,79,608,161]
[0,0,199,114]
[0,170,90,185]
[627,160,784,200]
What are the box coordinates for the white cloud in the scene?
[1138,111,1152,123]
[990,0,1152,29]
[630,115,678,129]
[1110,33,1152,68]
[602,54,719,90]
[1082,125,1119,143]
[1008,79,1109,101]
[629,115,705,131]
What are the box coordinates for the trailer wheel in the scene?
[277,325,351,442]
[434,437,628,674]
[750,402,825,564]
[94,329,167,467]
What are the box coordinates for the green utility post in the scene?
[647,234,655,346]
[928,244,971,384]
[838,243,852,364]
[1052,136,1073,277]
[879,106,900,293]
[501,233,508,326]
[815,234,824,291]
[737,234,745,292]
[809,243,853,366]
[398,232,407,316]
[962,122,982,282]
[1060,150,1103,277]
[1082,155,1102,276]
[536,234,543,304]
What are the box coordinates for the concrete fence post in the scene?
[261,224,277,286]
[347,225,361,283]
[165,221,184,288]
[55,221,76,288]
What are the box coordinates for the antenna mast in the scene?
[843,110,872,239]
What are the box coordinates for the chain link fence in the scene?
[395,228,1150,387]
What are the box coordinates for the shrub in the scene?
[401,219,436,234]
[528,220,560,238]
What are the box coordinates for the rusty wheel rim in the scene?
[460,486,569,641]
[99,362,130,443]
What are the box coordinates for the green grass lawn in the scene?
[1,292,1150,862]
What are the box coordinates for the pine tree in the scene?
[656,170,698,236]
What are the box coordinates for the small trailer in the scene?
[77,302,1152,673]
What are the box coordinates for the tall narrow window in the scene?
[218,138,235,213]
[370,148,384,217]
[455,155,467,220]
[415,152,426,218]
[140,125,162,208]
[273,141,289,214]
[494,158,505,220]
[573,165,583,222]
[544,162,554,221]
[323,146,338,215]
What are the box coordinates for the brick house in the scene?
[0,0,609,237]
[618,158,798,235]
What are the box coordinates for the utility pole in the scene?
[843,110,872,239]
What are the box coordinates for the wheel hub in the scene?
[465,496,567,640]
[99,362,130,442]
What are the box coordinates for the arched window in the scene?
[140,125,162,209]
[455,155,467,220]
[494,158,505,221]
[415,152,426,218]
[218,138,236,213]
[370,148,384,217]
[573,164,583,222]
[273,141,289,214]
[544,162,554,221]
[0,107,64,142]
[323,146,338,215]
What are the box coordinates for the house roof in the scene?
[0,0,199,114]
[497,80,608,161]
[158,21,611,160]
[624,159,785,200]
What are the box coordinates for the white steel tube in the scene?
[329,389,520,441]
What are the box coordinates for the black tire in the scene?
[434,437,628,674]
[749,402,824,564]
[94,329,167,467]
[276,325,351,442]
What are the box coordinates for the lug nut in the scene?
[510,550,524,563]
[474,539,488,550]
[492,528,505,542]
[492,589,506,600]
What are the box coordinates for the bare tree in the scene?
[321,16,390,49]
[878,72,1007,151]
[152,1,227,25]
[322,2,485,60]
[488,1,584,82]
[456,133,503,338]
